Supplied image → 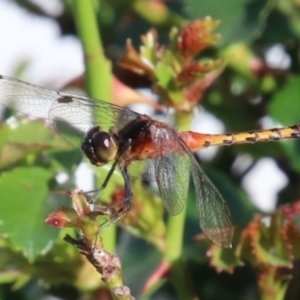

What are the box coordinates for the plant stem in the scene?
[166,111,193,260]
[71,0,115,252]
[165,111,197,299]
[172,260,198,300]
[72,0,112,101]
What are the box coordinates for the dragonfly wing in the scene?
[0,75,60,119]
[183,144,233,247]
[195,168,232,247]
[150,125,190,215]
[49,92,140,150]
[0,75,140,149]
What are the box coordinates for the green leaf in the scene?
[0,119,56,145]
[0,143,51,169]
[0,167,59,258]
[208,244,244,273]
[155,61,174,88]
[0,120,69,169]
[269,76,300,125]
[48,148,82,171]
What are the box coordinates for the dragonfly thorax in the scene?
[82,126,118,166]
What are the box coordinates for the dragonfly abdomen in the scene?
[179,124,300,151]
[215,124,300,146]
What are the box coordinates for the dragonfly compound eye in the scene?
[92,132,118,163]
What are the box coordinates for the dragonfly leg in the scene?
[89,168,133,250]
[120,167,133,212]
[82,160,119,204]
[99,160,119,190]
[98,168,132,230]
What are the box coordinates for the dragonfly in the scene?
[1,76,298,248]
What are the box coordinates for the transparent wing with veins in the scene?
[150,125,232,247]
[181,140,232,248]
[0,75,156,181]
[150,125,189,215]
[0,75,140,149]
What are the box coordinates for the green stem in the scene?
[71,0,115,252]
[171,260,198,300]
[165,208,186,261]
[72,0,112,101]
[165,111,197,299]
[166,111,193,260]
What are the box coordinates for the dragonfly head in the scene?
[82,126,118,166]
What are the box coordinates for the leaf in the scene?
[207,244,244,273]
[0,167,59,258]
[280,140,300,173]
[155,61,175,89]
[269,76,300,125]
[177,18,221,61]
[0,143,52,169]
[0,120,68,169]
[0,119,57,146]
